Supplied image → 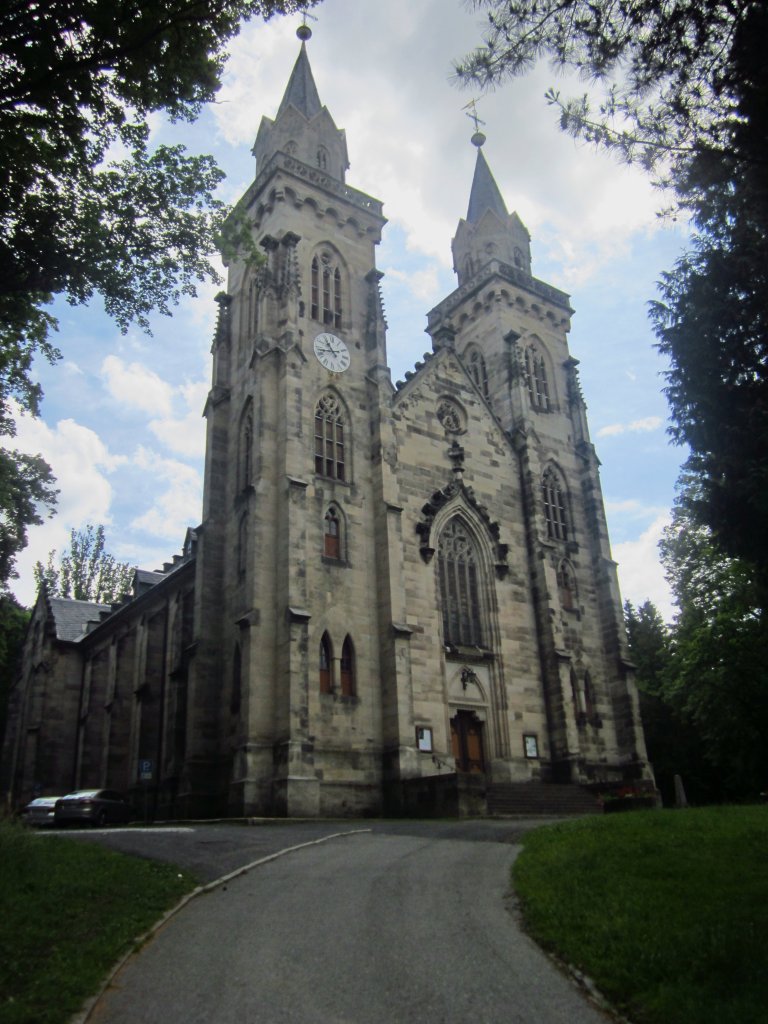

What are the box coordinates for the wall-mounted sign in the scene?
[416,726,433,752]
[523,734,539,759]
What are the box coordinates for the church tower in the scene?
[190,25,392,816]
[183,28,652,817]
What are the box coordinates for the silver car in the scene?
[54,789,133,827]
[22,796,61,827]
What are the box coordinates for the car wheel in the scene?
[95,810,108,828]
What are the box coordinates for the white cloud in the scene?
[383,265,441,303]
[101,355,175,417]
[613,513,675,623]
[9,410,125,605]
[129,448,202,542]
[149,380,208,459]
[597,416,663,438]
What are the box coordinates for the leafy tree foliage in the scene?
[34,525,135,605]
[659,477,768,800]
[0,449,57,589]
[0,594,29,744]
[0,0,316,587]
[457,2,768,577]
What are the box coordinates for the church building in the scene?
[2,28,654,819]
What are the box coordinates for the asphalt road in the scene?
[77,823,611,1024]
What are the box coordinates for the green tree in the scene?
[456,2,768,578]
[659,475,768,800]
[0,449,57,589]
[34,525,135,605]
[0,594,29,745]
[0,0,317,587]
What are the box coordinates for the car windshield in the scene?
[63,790,101,799]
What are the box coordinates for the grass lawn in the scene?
[0,822,197,1024]
[513,805,768,1024]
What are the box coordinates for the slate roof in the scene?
[277,42,322,120]
[466,148,508,223]
[48,598,110,642]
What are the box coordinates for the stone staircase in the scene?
[487,781,602,817]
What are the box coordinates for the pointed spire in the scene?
[466,147,508,224]
[277,41,322,120]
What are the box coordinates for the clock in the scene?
[313,332,350,373]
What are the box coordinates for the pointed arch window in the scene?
[247,277,259,338]
[311,251,342,328]
[314,393,346,481]
[237,511,248,580]
[584,671,596,719]
[542,467,569,541]
[524,344,551,411]
[340,636,355,696]
[239,403,253,491]
[317,146,329,171]
[438,517,484,647]
[324,507,342,559]
[557,559,577,610]
[319,632,333,694]
[465,346,489,399]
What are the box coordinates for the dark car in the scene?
[54,789,133,828]
[22,796,62,827]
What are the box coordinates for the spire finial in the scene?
[463,99,486,148]
[297,6,317,41]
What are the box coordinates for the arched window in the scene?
[247,277,259,338]
[319,632,333,694]
[438,517,484,647]
[557,559,577,610]
[524,344,551,411]
[584,671,596,718]
[310,251,343,327]
[285,140,297,156]
[542,467,569,541]
[230,643,242,715]
[237,511,248,580]
[324,507,341,559]
[239,403,253,491]
[340,636,355,696]
[314,393,346,481]
[317,146,328,170]
[464,346,489,399]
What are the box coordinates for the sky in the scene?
[8,0,689,619]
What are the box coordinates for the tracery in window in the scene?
[314,393,346,481]
[557,559,577,610]
[310,251,343,328]
[542,467,569,542]
[319,632,333,694]
[324,507,342,559]
[523,343,551,411]
[239,402,253,491]
[438,517,484,647]
[464,346,489,399]
[340,636,355,696]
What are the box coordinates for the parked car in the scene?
[22,796,62,827]
[54,789,133,828]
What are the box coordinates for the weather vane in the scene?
[463,99,487,147]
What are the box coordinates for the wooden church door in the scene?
[450,711,485,773]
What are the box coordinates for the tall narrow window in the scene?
[465,347,489,399]
[247,278,259,338]
[237,512,248,580]
[317,146,328,170]
[319,633,332,694]
[438,517,484,647]
[584,671,596,718]
[557,559,577,610]
[310,251,343,327]
[340,636,355,696]
[324,507,341,559]
[314,394,346,481]
[524,344,551,411]
[231,644,242,715]
[542,467,569,541]
[239,404,253,491]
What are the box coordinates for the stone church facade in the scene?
[2,35,653,819]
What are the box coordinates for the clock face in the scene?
[313,332,350,373]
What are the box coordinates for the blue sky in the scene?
[9,0,689,617]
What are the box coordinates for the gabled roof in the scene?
[466,148,508,223]
[48,598,109,642]
[276,42,322,120]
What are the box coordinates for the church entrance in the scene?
[450,711,485,773]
